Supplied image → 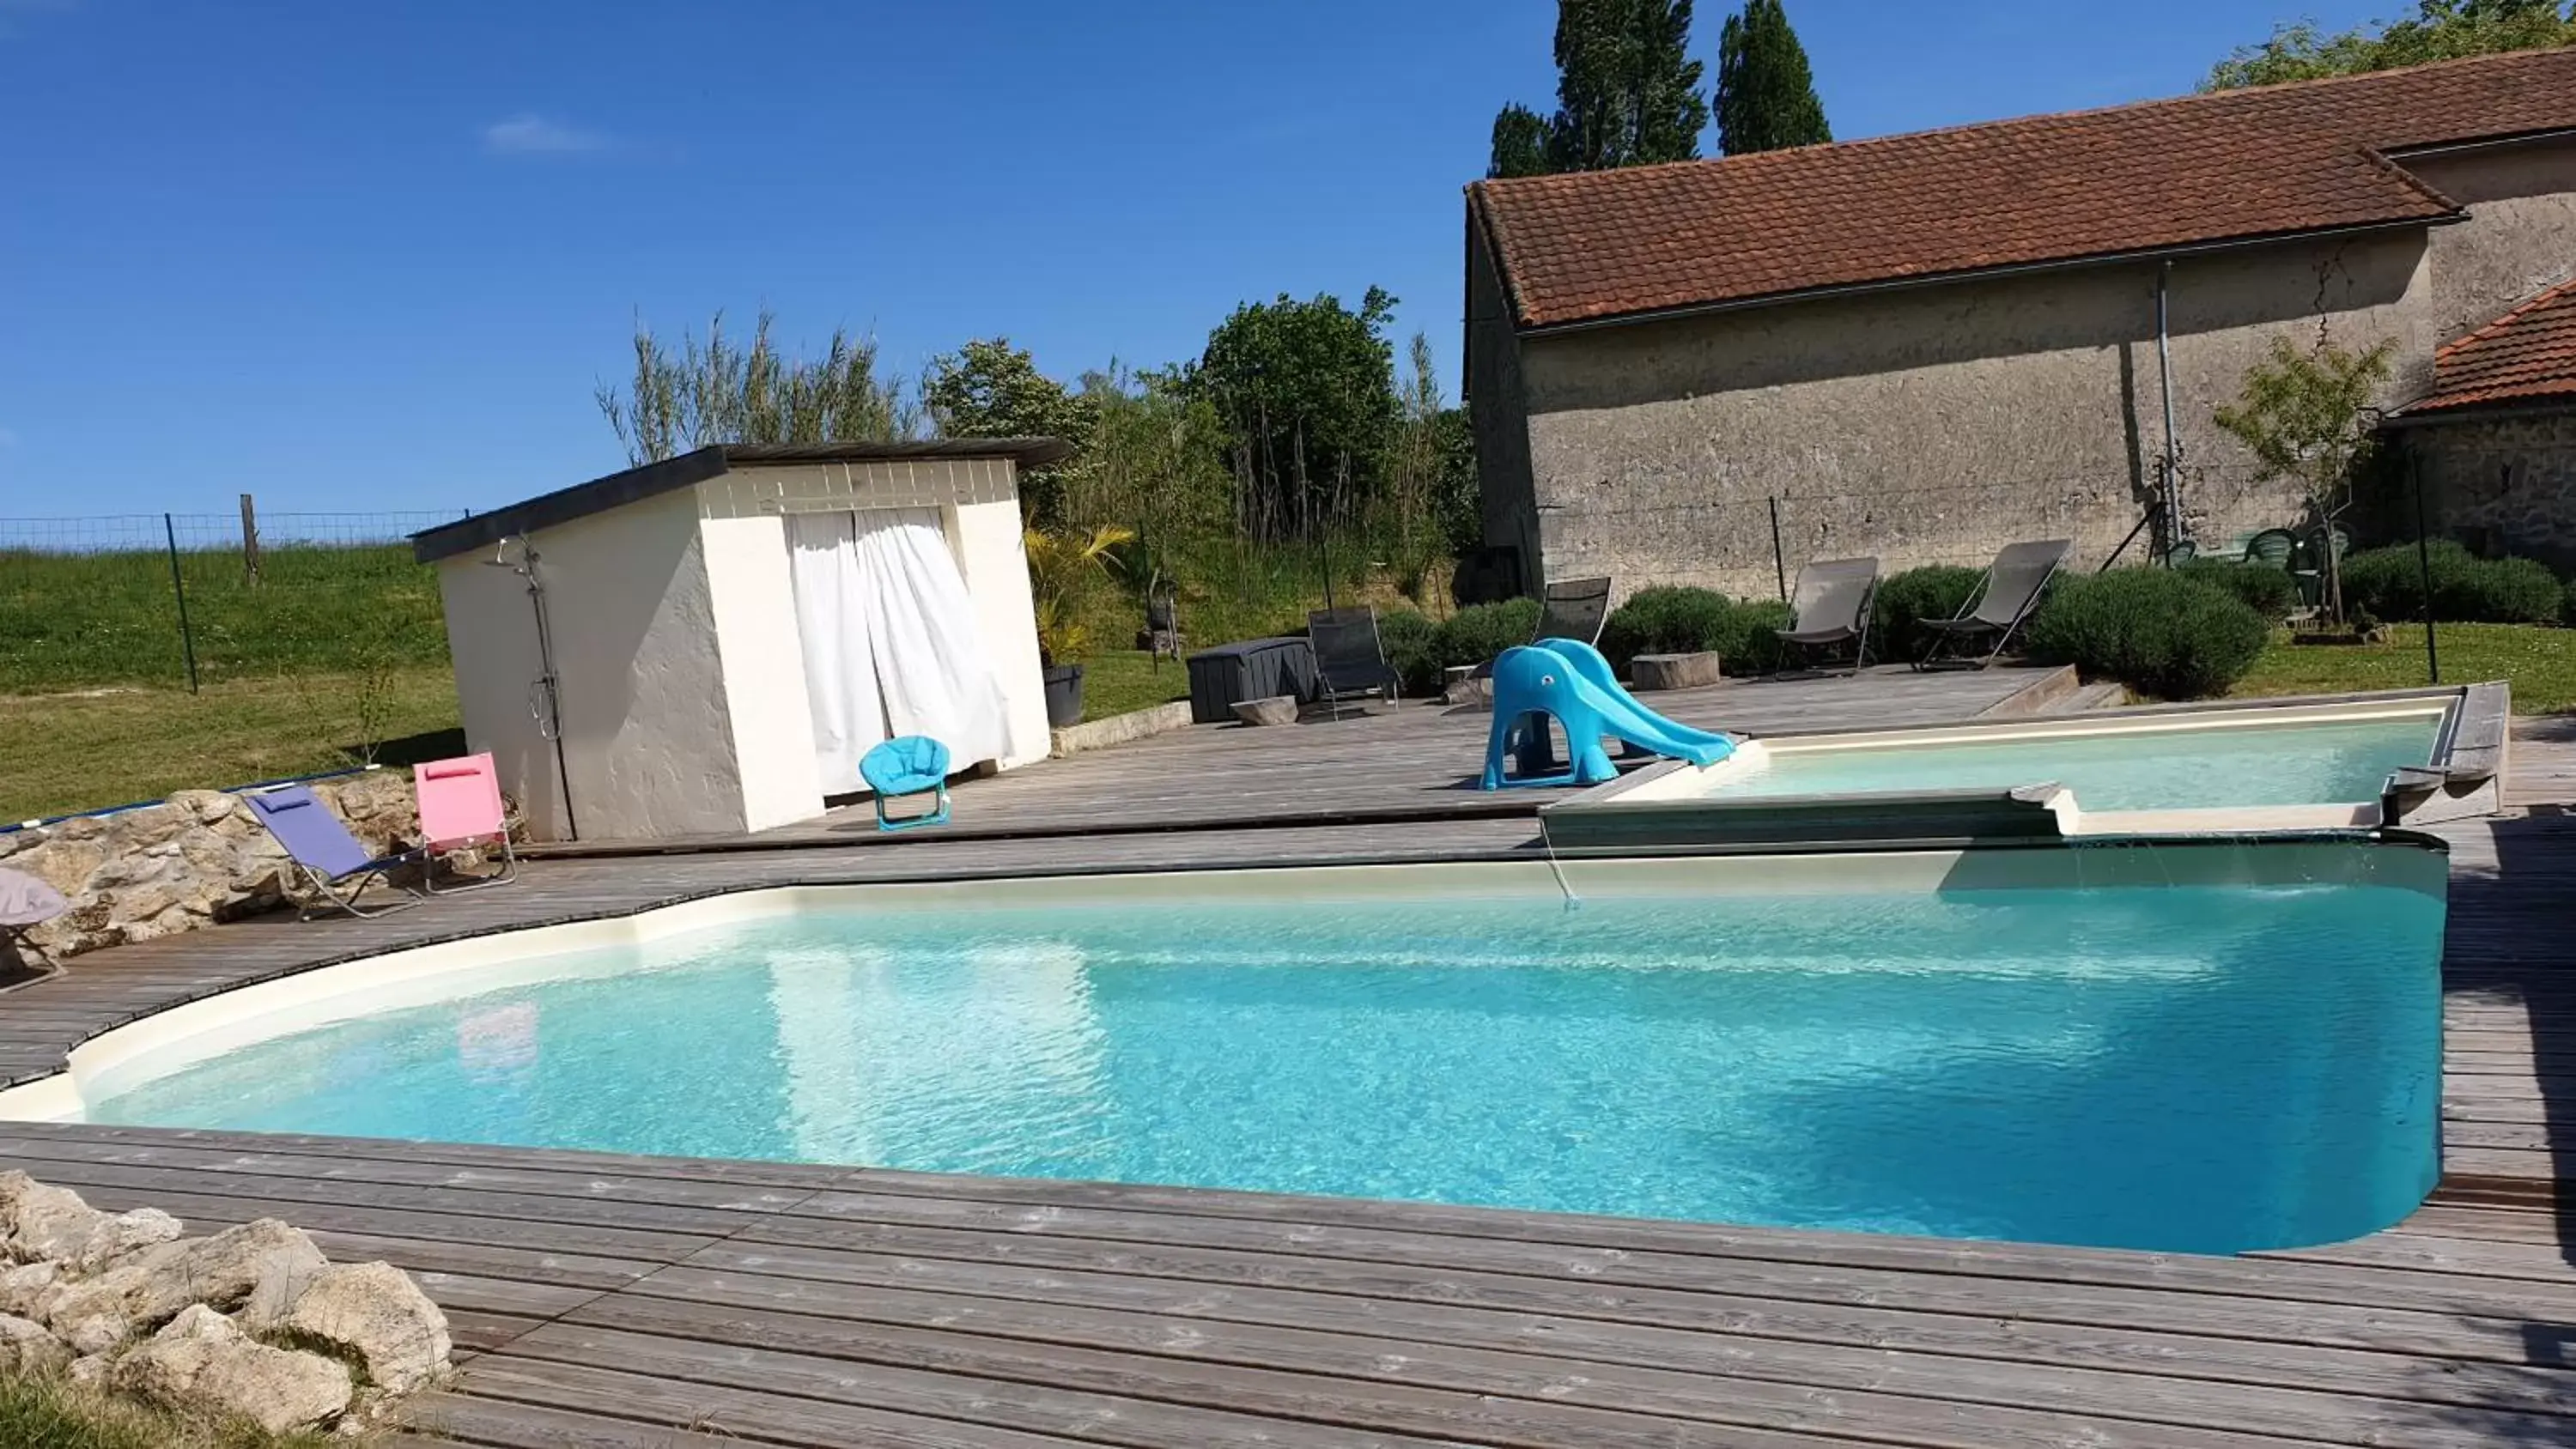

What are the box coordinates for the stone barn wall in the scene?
[2410,409,2576,571]
[1487,228,2435,601]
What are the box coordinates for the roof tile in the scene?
[2409,276,2576,414]
[1473,48,2576,330]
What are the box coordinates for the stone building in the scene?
[2389,277,2576,570]
[1462,49,2576,601]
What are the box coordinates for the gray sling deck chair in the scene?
[1535,576,1613,647]
[1469,577,1614,683]
[1771,557,1880,676]
[1916,539,2072,670]
[1308,606,1402,719]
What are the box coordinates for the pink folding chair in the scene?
[413,753,517,893]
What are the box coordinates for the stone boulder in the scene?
[0,1173,180,1271]
[280,1260,451,1395]
[0,1259,60,1319]
[41,1218,326,1349]
[114,1304,352,1434]
[57,1310,132,1357]
[0,1311,70,1373]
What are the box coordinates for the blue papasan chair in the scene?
[860,735,954,833]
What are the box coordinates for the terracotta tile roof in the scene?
[1472,47,2576,330]
[2407,276,2576,415]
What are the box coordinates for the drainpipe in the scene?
[2155,262,2184,557]
[488,537,578,840]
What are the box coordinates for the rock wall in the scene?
[2415,408,2576,572]
[0,769,424,967]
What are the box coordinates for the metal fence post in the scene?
[2412,454,2439,685]
[162,512,200,694]
[1767,496,1788,602]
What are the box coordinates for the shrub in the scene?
[2340,540,2561,625]
[2565,575,2576,631]
[1721,598,1795,676]
[2176,559,2304,621]
[2025,568,2269,700]
[1870,565,1983,663]
[1374,608,1443,696]
[1434,597,1543,670]
[1600,585,1735,666]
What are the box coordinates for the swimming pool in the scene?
[16,845,2447,1255]
[1551,694,2487,846]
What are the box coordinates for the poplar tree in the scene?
[1485,1,1711,178]
[1713,0,1832,155]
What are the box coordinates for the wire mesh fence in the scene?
[0,506,467,694]
[1544,476,2165,602]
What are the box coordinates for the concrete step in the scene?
[2047,681,2131,713]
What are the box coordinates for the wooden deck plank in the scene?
[696,1222,2558,1367]
[410,1369,1103,1449]
[544,1298,2093,1449]
[604,1269,2567,1449]
[656,1243,2576,1422]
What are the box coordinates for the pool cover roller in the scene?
[1481,638,1735,789]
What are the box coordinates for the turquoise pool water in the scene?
[90,880,2442,1251]
[1708,715,2439,810]
[88,882,2444,1253]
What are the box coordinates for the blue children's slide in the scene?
[1480,638,1736,789]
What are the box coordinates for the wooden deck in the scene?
[0,707,2570,1446]
[527,663,2076,855]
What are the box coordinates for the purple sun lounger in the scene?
[246,784,425,919]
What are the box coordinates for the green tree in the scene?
[2212,335,2399,624]
[2206,1,2575,88]
[1190,288,1402,543]
[1488,103,1553,179]
[1077,363,1234,581]
[924,337,1097,525]
[1485,1,1711,178]
[1713,0,1831,155]
[595,310,912,465]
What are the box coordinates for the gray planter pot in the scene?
[1042,664,1085,729]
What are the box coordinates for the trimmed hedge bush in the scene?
[1598,586,1795,676]
[1600,585,1735,665]
[2339,540,2561,625]
[1375,608,1443,697]
[1870,565,1982,663]
[2176,559,2304,621]
[2025,568,2269,700]
[1722,599,1795,676]
[1434,597,1542,670]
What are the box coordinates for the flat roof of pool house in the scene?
[3,684,2573,1447]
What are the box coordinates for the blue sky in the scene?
[0,0,2384,517]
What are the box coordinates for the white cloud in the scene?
[482,114,609,155]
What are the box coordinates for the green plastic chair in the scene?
[2244,529,2299,569]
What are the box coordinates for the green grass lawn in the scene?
[2229,622,2576,712]
[0,544,447,694]
[0,1371,354,1449]
[0,669,463,822]
[1074,649,1192,723]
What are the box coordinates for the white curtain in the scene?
[786,507,1011,794]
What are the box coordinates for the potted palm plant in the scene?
[1024,524,1135,727]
